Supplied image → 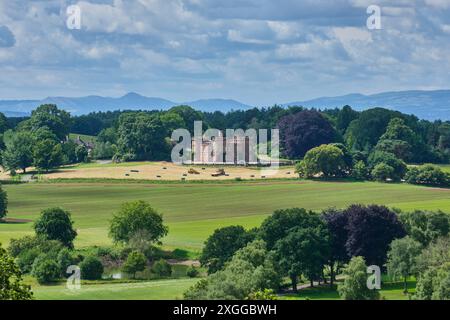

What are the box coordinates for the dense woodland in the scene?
[1,103,450,186]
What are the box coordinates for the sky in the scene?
[1,0,450,105]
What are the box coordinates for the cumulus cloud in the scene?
[0,0,449,103]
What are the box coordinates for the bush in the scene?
[151,259,172,277]
[17,248,41,273]
[31,255,60,284]
[405,165,450,187]
[371,163,394,182]
[186,266,199,278]
[57,248,74,277]
[80,256,104,280]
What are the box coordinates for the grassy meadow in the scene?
[27,277,197,300]
[1,179,450,251]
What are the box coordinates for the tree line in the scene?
[185,205,450,300]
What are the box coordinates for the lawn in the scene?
[29,277,198,300]
[1,179,450,251]
[281,278,416,300]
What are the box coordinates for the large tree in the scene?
[399,210,450,246]
[274,225,329,291]
[337,256,379,300]
[277,110,339,159]
[32,139,64,172]
[184,240,280,300]
[296,144,346,178]
[34,207,77,249]
[200,225,255,274]
[259,208,324,250]
[109,200,168,245]
[116,112,170,161]
[345,204,405,267]
[322,209,349,285]
[1,130,34,173]
[25,104,71,140]
[386,236,422,293]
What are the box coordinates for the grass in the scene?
[281,278,416,300]
[1,179,450,251]
[28,277,198,300]
[68,133,97,144]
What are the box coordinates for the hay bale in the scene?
[188,168,200,175]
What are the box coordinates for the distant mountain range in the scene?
[1,90,450,120]
[283,90,450,120]
[0,92,252,117]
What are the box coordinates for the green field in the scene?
[28,277,198,300]
[281,278,416,300]
[1,179,450,251]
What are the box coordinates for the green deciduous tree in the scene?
[337,256,380,300]
[259,208,324,250]
[109,201,168,245]
[200,225,255,274]
[0,243,33,300]
[33,139,64,172]
[34,207,77,249]
[122,251,147,278]
[399,210,450,246]
[28,104,71,140]
[0,184,7,220]
[368,151,407,181]
[1,130,34,173]
[151,259,172,277]
[386,236,422,293]
[371,162,394,182]
[296,144,346,178]
[184,240,280,300]
[274,225,329,291]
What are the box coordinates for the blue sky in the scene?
[1,0,450,105]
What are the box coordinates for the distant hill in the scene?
[0,93,252,115]
[1,90,450,120]
[284,90,450,120]
[183,98,251,111]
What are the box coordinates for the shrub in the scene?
[31,255,60,284]
[186,266,199,278]
[57,248,74,277]
[405,165,450,187]
[80,256,104,280]
[151,259,172,277]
